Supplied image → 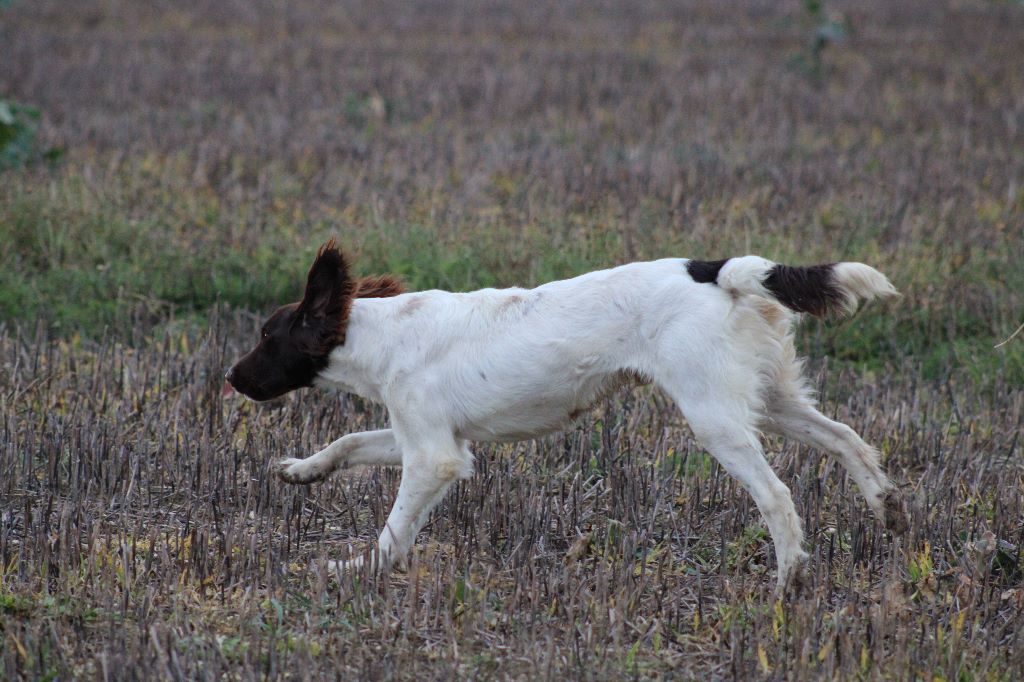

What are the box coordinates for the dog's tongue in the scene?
[221,382,236,397]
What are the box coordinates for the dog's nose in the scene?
[225,366,236,384]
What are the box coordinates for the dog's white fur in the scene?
[276,256,900,590]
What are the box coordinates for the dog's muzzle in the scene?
[223,366,238,396]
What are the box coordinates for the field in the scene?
[1,0,1023,678]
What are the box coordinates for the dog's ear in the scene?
[296,239,355,347]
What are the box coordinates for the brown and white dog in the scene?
[226,240,907,593]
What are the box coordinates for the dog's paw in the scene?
[323,550,401,581]
[775,555,812,601]
[324,557,363,580]
[274,458,326,485]
[883,489,909,535]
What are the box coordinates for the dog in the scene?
[225,240,907,593]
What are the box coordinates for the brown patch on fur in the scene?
[355,275,406,299]
[687,259,729,284]
[763,263,842,317]
[753,298,786,327]
[498,295,524,310]
[399,296,426,317]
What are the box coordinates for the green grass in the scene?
[2,166,1020,383]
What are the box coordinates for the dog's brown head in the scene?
[225,240,403,401]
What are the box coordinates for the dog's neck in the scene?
[313,297,399,403]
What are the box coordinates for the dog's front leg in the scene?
[275,429,401,484]
[363,431,475,572]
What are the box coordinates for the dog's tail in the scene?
[687,256,899,317]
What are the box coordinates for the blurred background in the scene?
[1,1,1022,679]
[1,0,1021,380]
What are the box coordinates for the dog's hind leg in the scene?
[763,392,907,534]
[276,429,402,484]
[658,369,809,594]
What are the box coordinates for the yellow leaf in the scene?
[953,610,966,638]
[758,645,772,674]
[10,634,28,660]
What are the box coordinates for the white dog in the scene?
[225,240,906,592]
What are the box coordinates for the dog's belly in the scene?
[456,404,580,442]
[454,370,647,443]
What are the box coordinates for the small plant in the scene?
[909,541,938,600]
[0,98,39,169]
[0,0,61,175]
[0,97,62,170]
[793,0,852,80]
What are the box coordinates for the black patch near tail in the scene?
[762,264,842,317]
[686,259,729,284]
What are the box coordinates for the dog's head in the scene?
[225,240,402,401]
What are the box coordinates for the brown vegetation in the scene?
[1,0,1022,678]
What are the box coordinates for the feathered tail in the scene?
[687,256,899,317]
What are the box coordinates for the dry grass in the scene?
[2,313,1022,679]
[1,0,1023,678]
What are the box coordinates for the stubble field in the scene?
[1,1,1022,679]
